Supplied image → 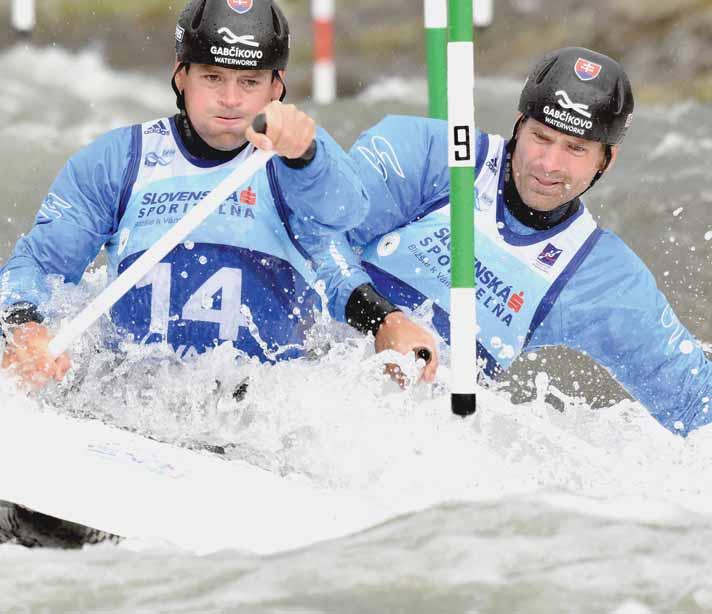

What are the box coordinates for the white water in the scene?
[1,45,712,613]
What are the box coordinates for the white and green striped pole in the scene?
[448,0,477,416]
[424,0,447,119]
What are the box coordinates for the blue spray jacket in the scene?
[333,115,712,436]
[0,119,369,361]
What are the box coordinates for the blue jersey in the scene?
[336,115,712,436]
[0,117,369,362]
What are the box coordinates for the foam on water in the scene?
[7,266,712,533]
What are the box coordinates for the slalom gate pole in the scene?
[448,0,477,416]
[424,0,447,119]
[312,0,336,104]
[11,0,35,35]
[473,0,493,28]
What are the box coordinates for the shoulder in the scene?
[588,228,653,276]
[69,125,138,168]
[354,115,446,145]
[569,226,658,301]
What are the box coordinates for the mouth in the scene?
[532,175,562,190]
[214,115,244,123]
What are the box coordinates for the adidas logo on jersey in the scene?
[144,121,170,136]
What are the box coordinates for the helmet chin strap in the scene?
[272,70,287,102]
[172,62,188,110]
[510,115,613,200]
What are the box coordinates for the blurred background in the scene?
[0,0,709,409]
[2,0,712,101]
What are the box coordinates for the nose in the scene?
[219,80,243,108]
[537,143,565,175]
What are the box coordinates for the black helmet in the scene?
[518,47,634,145]
[175,0,290,71]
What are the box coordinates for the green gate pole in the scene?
[448,0,477,416]
[425,0,447,119]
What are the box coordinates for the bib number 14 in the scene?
[137,263,244,341]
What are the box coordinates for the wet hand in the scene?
[245,101,316,160]
[2,322,71,389]
[374,312,439,386]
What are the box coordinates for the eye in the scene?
[240,79,259,88]
[532,130,549,143]
[203,73,221,83]
[568,144,587,154]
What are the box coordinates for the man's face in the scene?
[511,117,616,211]
[175,63,284,151]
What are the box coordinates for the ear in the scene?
[271,70,286,101]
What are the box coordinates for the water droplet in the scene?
[184,241,195,250]
[679,340,694,355]
[180,271,188,279]
[198,256,208,265]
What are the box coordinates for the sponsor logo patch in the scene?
[575,58,602,81]
[542,90,594,136]
[175,25,185,42]
[554,89,591,118]
[39,192,73,219]
[218,27,259,47]
[377,232,401,257]
[535,243,564,271]
[507,291,524,313]
[227,0,253,14]
[144,120,170,136]
[239,186,256,205]
[144,149,176,167]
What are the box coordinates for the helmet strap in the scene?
[272,70,287,101]
[579,144,612,196]
[172,62,188,110]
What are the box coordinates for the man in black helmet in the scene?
[0,0,377,387]
[332,47,712,436]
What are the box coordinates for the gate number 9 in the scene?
[453,125,472,162]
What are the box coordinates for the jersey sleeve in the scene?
[530,230,712,435]
[288,225,372,322]
[346,115,490,247]
[272,126,369,233]
[0,127,136,312]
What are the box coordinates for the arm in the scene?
[0,127,134,386]
[0,127,134,313]
[273,126,370,233]
[244,102,369,233]
[530,231,712,435]
[294,228,439,382]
